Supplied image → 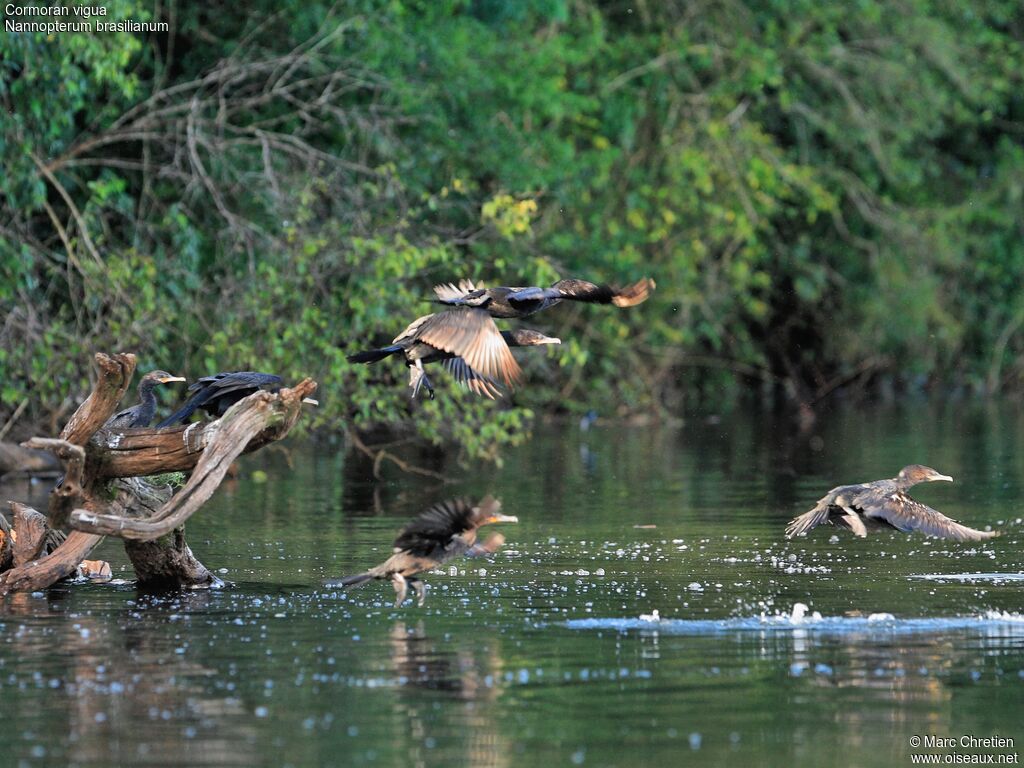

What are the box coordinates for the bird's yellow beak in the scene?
[543,338,561,345]
[159,375,187,384]
[486,513,519,525]
[302,397,319,406]
[931,472,954,482]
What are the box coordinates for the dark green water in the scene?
[2,402,1024,767]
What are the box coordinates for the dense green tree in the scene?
[1,0,1022,462]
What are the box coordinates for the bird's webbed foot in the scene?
[392,573,408,607]
[408,578,427,607]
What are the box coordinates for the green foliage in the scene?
[1,0,1023,459]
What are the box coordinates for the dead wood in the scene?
[71,379,316,540]
[0,531,103,595]
[0,442,61,477]
[21,438,87,529]
[11,502,50,566]
[0,513,12,572]
[0,352,315,598]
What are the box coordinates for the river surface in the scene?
[2,401,1023,767]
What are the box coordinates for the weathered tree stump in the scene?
[0,352,316,597]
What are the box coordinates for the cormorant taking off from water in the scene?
[347,309,560,399]
[325,496,517,607]
[105,370,186,429]
[433,277,655,319]
[156,371,317,427]
[785,465,998,541]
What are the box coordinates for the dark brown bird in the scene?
[326,496,517,607]
[347,309,561,399]
[433,277,655,319]
[156,371,317,427]
[786,465,998,541]
[105,370,186,429]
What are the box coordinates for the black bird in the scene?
[325,496,517,607]
[348,309,561,399]
[433,277,655,319]
[786,465,998,541]
[105,370,186,429]
[156,371,316,427]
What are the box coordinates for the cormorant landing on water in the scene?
[105,370,186,429]
[347,309,560,399]
[785,465,998,541]
[325,496,517,607]
[433,277,655,319]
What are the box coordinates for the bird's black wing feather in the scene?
[393,498,477,559]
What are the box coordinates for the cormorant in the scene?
[156,371,317,427]
[433,277,655,319]
[105,370,186,429]
[348,309,560,399]
[325,496,517,607]
[785,465,998,541]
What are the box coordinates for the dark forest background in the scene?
[2,0,1023,460]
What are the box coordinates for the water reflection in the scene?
[1,591,259,767]
[388,621,510,768]
[2,403,1024,767]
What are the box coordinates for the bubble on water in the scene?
[689,733,702,750]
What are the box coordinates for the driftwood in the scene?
[0,352,316,598]
[0,513,12,571]
[0,441,61,478]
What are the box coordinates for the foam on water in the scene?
[566,610,1024,636]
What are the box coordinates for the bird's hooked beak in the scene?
[542,337,561,345]
[485,513,519,525]
[929,471,954,482]
[301,397,319,406]
[159,375,187,384]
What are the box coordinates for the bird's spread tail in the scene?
[785,499,832,539]
[347,346,403,364]
[324,571,376,589]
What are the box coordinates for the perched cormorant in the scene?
[785,465,998,541]
[156,371,317,427]
[433,277,655,319]
[348,309,561,399]
[325,496,517,607]
[104,370,186,429]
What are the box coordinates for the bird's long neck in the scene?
[135,380,158,425]
[893,477,915,492]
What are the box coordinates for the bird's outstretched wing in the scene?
[191,371,283,396]
[433,279,485,303]
[392,313,434,344]
[393,498,478,560]
[860,495,998,541]
[508,277,655,307]
[443,357,503,399]
[415,308,522,386]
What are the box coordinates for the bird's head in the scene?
[506,329,561,347]
[897,464,953,487]
[144,371,187,385]
[471,495,519,528]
